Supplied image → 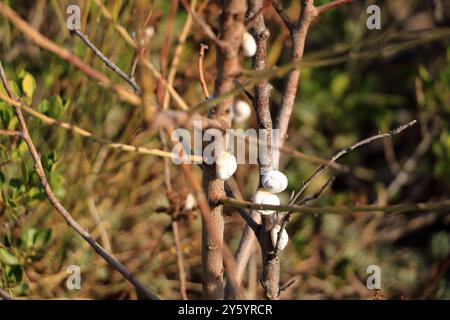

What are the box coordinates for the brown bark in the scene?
[201,0,248,300]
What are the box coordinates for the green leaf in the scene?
[9,178,22,190]
[38,99,50,115]
[0,101,13,128]
[34,229,52,249]
[21,162,30,185]
[38,96,64,118]
[21,73,36,100]
[0,248,19,265]
[5,265,23,283]
[22,228,37,249]
[49,95,64,118]
[331,73,350,98]
[27,186,44,200]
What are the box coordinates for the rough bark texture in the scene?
[224,0,274,300]
[201,0,247,300]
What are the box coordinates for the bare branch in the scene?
[272,0,295,29]
[290,120,418,205]
[180,0,226,49]
[71,29,141,94]
[297,177,334,206]
[163,0,198,109]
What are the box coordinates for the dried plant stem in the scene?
[198,44,210,99]
[163,0,197,109]
[0,2,140,106]
[0,129,21,137]
[0,92,199,161]
[159,130,188,300]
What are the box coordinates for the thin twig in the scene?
[273,176,334,255]
[272,0,295,29]
[221,197,450,215]
[0,2,140,106]
[163,0,198,109]
[0,91,201,161]
[180,0,226,49]
[246,0,271,29]
[0,129,21,137]
[316,0,356,15]
[297,177,334,206]
[198,44,210,99]
[71,29,142,94]
[0,61,159,300]
[290,120,418,206]
[278,277,298,297]
[141,58,190,110]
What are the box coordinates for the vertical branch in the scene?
[251,0,318,300]
[225,0,273,300]
[259,0,317,300]
[201,0,247,300]
[275,0,317,147]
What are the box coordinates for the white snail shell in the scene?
[252,189,280,215]
[184,193,197,211]
[215,150,237,180]
[242,32,257,57]
[270,225,288,251]
[232,100,252,123]
[261,170,288,193]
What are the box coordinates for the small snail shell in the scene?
[242,32,257,57]
[215,150,237,180]
[261,170,288,193]
[252,189,280,215]
[232,100,252,123]
[270,225,288,251]
[184,193,197,211]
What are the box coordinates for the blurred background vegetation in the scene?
[0,0,449,299]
